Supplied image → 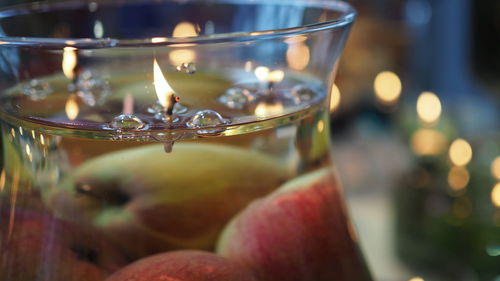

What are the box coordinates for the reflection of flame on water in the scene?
[10,128,15,137]
[449,138,472,167]
[408,277,425,281]
[173,22,198,38]
[492,182,500,208]
[25,144,32,162]
[62,47,78,79]
[374,71,402,105]
[151,37,168,43]
[330,84,341,112]
[417,91,441,124]
[448,166,469,192]
[286,41,310,71]
[254,66,270,82]
[255,102,284,118]
[411,128,447,155]
[244,61,253,72]
[65,95,79,120]
[317,120,325,133]
[153,58,175,109]
[40,134,45,146]
[254,66,284,83]
[169,21,197,65]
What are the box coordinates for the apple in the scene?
[44,143,291,260]
[0,209,127,281]
[106,250,256,281]
[216,168,373,281]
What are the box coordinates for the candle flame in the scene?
[153,58,175,108]
[65,95,79,120]
[62,47,78,79]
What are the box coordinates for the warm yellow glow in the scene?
[255,102,284,118]
[286,42,310,70]
[254,66,270,82]
[25,144,32,162]
[374,71,402,104]
[31,130,35,139]
[330,84,341,112]
[172,21,198,38]
[491,156,500,180]
[244,61,253,72]
[168,49,196,66]
[492,183,500,207]
[153,58,175,108]
[10,128,15,137]
[317,120,325,133]
[65,95,79,120]
[62,47,78,79]
[0,169,5,191]
[268,70,285,83]
[411,129,447,155]
[417,91,442,124]
[40,134,45,145]
[254,67,284,83]
[448,166,470,191]
[151,37,168,43]
[409,277,425,281]
[18,127,23,136]
[449,138,473,166]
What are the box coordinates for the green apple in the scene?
[45,143,291,260]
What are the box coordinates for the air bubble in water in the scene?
[73,70,111,106]
[290,85,316,104]
[176,62,196,74]
[186,109,229,135]
[218,88,255,110]
[23,79,53,100]
[109,114,145,130]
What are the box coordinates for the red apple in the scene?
[216,168,372,281]
[0,209,127,281]
[106,250,257,281]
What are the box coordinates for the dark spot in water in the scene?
[71,245,98,263]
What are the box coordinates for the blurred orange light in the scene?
[492,183,500,208]
[492,156,500,180]
[374,71,402,105]
[286,42,310,70]
[417,91,441,124]
[411,129,447,155]
[448,166,470,191]
[449,138,473,166]
[329,84,341,112]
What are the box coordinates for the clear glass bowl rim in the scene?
[0,0,355,48]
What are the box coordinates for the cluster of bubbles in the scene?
[23,79,53,101]
[20,61,320,151]
[69,70,111,106]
